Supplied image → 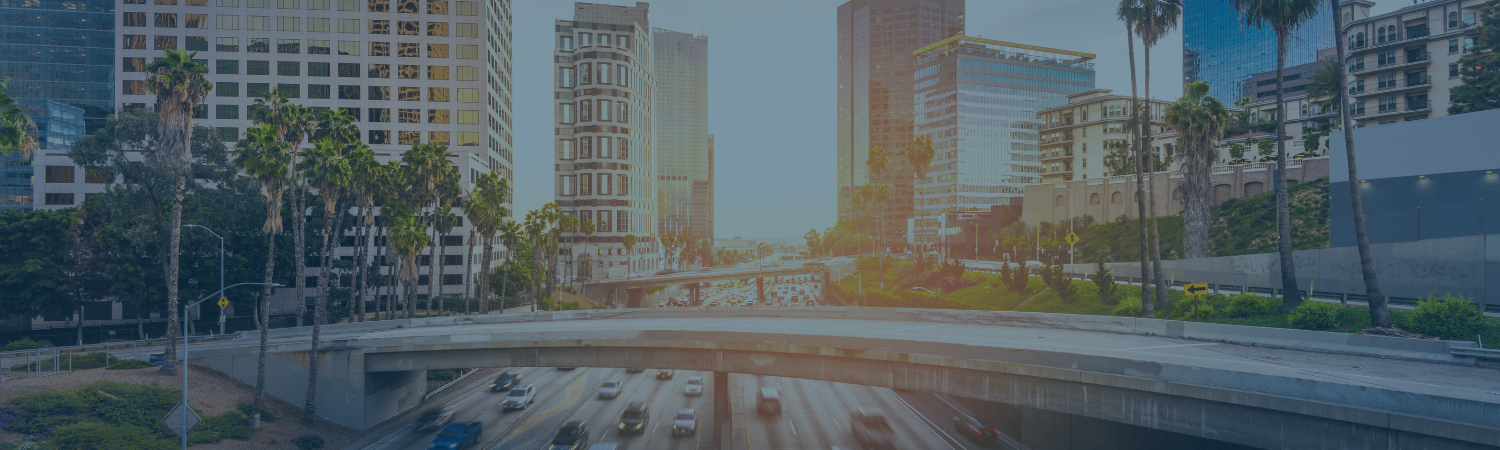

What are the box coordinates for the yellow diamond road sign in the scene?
[1065,232,1080,246]
[217,297,228,309]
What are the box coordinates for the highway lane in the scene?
[499,368,714,450]
[741,374,995,450]
[365,366,593,450]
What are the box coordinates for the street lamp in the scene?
[177,282,280,450]
[183,225,224,334]
[909,286,941,302]
[1052,184,1074,265]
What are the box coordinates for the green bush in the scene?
[1287,301,1343,330]
[293,434,325,450]
[2,339,43,351]
[44,420,175,450]
[1111,300,1142,317]
[3,380,255,448]
[1405,294,1487,340]
[428,369,460,380]
[1225,294,1280,318]
[190,410,254,444]
[238,403,276,423]
[107,359,157,370]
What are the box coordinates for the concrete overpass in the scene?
[191,308,1499,449]
[580,260,856,306]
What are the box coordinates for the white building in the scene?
[1339,0,1485,127]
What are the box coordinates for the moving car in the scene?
[851,408,897,449]
[557,367,576,370]
[655,369,675,380]
[671,409,698,436]
[684,376,704,396]
[756,387,781,415]
[617,402,650,434]
[598,380,622,399]
[550,421,590,450]
[414,407,456,432]
[429,422,482,449]
[490,372,521,391]
[654,269,681,275]
[625,368,645,373]
[502,385,535,410]
[953,415,1000,444]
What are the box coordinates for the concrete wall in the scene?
[1065,234,1495,310]
[193,342,425,429]
[1024,158,1329,228]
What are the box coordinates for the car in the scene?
[684,376,704,396]
[148,352,170,366]
[414,407,457,432]
[654,269,680,275]
[490,372,521,391]
[557,367,576,370]
[549,420,590,450]
[429,422,482,449]
[655,369,674,380]
[756,387,781,415]
[671,409,698,436]
[617,402,650,434]
[625,368,645,373]
[502,385,535,410]
[953,415,1000,444]
[851,408,897,449]
[598,380,622,399]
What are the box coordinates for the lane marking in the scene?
[788,419,797,436]
[707,318,760,327]
[1118,343,1220,351]
[478,368,590,450]
[884,324,949,332]
[887,389,960,450]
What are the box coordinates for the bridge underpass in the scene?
[190,308,1499,450]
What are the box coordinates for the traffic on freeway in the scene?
[359,366,1018,450]
[655,275,827,308]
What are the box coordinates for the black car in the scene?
[624,368,645,373]
[953,415,1000,444]
[413,407,456,432]
[490,372,521,391]
[549,420,590,450]
[617,401,650,435]
[655,369,675,380]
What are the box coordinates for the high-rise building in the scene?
[1184,0,1336,103]
[554,2,659,279]
[114,0,517,302]
[1339,0,1486,128]
[837,0,964,250]
[653,27,711,239]
[911,36,1095,245]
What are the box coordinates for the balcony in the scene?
[1352,53,1430,74]
[1357,101,1430,121]
[1039,118,1075,131]
[1040,133,1074,145]
[1041,149,1074,162]
[1351,77,1431,97]
[1406,100,1430,112]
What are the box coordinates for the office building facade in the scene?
[114,0,517,302]
[1184,0,1336,103]
[652,27,711,239]
[837,0,964,249]
[911,36,1094,245]
[554,2,659,279]
[1339,0,1485,128]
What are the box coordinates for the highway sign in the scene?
[1184,283,1210,296]
[162,401,202,440]
[217,297,228,309]
[1064,232,1080,246]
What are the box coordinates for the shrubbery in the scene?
[1111,300,1142,317]
[1225,294,1281,317]
[237,403,276,423]
[1403,294,1487,340]
[10,352,121,372]
[1,380,255,448]
[107,359,157,370]
[2,340,43,351]
[293,434,326,450]
[1285,301,1367,331]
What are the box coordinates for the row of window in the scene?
[124,15,477,37]
[558,136,630,160]
[122,0,478,15]
[555,33,632,51]
[207,126,479,145]
[126,59,480,82]
[124,80,481,104]
[205,104,479,125]
[45,166,110,184]
[558,99,631,124]
[122,35,480,57]
[574,210,629,233]
[557,63,632,88]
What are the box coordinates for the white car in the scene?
[684,377,703,396]
[502,385,535,410]
[672,409,698,435]
[598,380,621,399]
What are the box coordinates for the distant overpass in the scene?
[579,259,857,306]
[190,308,1499,449]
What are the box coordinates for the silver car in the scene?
[598,380,621,399]
[671,409,698,436]
[683,377,703,396]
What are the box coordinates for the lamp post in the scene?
[178,282,279,450]
[1052,184,1074,265]
[183,225,224,334]
[910,286,941,303]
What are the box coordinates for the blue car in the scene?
[429,422,482,449]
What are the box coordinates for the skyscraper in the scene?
[1183,0,1335,103]
[837,0,964,251]
[912,36,1094,245]
[114,0,517,302]
[653,27,711,239]
[554,2,659,278]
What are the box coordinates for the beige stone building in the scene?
[1339,0,1486,127]
[1035,89,1176,183]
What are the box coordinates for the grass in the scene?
[0,380,256,448]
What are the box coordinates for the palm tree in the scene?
[251,90,311,326]
[345,146,380,322]
[905,136,935,252]
[496,220,522,312]
[297,137,351,426]
[1326,0,1388,325]
[580,220,596,278]
[1118,0,1154,318]
[232,122,291,428]
[1164,81,1229,259]
[0,79,39,157]
[623,234,638,276]
[1230,0,1320,312]
[871,185,890,288]
[390,209,429,319]
[660,232,679,271]
[554,213,579,301]
[462,173,509,314]
[867,146,888,249]
[1135,0,1181,312]
[144,48,212,368]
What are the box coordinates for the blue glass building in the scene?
[1183,0,1336,103]
[0,0,115,133]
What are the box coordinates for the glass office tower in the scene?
[0,0,115,134]
[1183,0,1335,103]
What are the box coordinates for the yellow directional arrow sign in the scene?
[217,297,228,309]
[1184,283,1210,296]
[1064,232,1080,246]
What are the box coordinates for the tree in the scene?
[1118,0,1155,318]
[1256,139,1276,160]
[906,135,935,247]
[1090,261,1119,303]
[496,220,522,311]
[345,145,380,321]
[622,234,637,276]
[389,208,428,318]
[231,122,291,428]
[0,209,76,321]
[144,48,212,370]
[867,146,889,253]
[462,172,509,314]
[660,233,679,270]
[0,79,38,157]
[1228,143,1247,161]
[1304,59,1344,126]
[1329,0,1390,326]
[1163,81,1229,259]
[1449,0,1500,114]
[250,90,311,327]
[579,220,596,278]
[297,137,351,426]
[804,229,822,257]
[1134,0,1181,313]
[1230,0,1319,311]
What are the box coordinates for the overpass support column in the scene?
[691,284,701,305]
[756,277,764,304]
[713,371,729,450]
[821,270,831,301]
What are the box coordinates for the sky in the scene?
[509,0,1403,240]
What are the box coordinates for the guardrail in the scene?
[0,335,233,380]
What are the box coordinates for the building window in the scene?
[429,87,449,101]
[338,62,359,76]
[617,211,628,232]
[278,83,300,97]
[395,0,415,13]
[427,109,449,123]
[44,193,75,205]
[248,38,269,52]
[456,22,476,37]
[598,136,612,158]
[45,166,74,183]
[618,103,628,124]
[338,41,359,56]
[1450,63,1459,78]
[398,87,419,101]
[617,66,629,87]
[560,68,575,88]
[429,131,449,145]
[276,61,299,76]
[427,43,449,58]
[1449,11,1459,29]
[580,174,592,194]
[277,16,298,31]
[427,22,447,36]
[308,61,329,76]
[456,88,477,103]
[338,0,356,10]
[560,103,575,123]
[369,108,390,122]
[579,100,592,121]
[154,36,177,50]
[216,81,239,97]
[308,84,330,99]
[398,108,419,123]
[456,45,476,59]
[457,66,476,81]
[580,63,591,84]
[155,13,177,27]
[398,42,419,57]
[427,66,448,80]
[579,136,592,158]
[123,57,146,72]
[559,36,573,51]
[368,85,390,99]
[368,0,387,12]
[185,14,207,28]
[579,33,591,46]
[247,83,270,98]
[338,85,360,99]
[185,36,207,50]
[1465,12,1477,27]
[618,138,628,159]
[560,139,575,159]
[454,1,474,15]
[458,132,477,146]
[123,35,146,49]
[215,104,238,119]
[427,0,447,14]
[618,36,630,49]
[84,167,110,184]
[457,110,477,124]
[124,12,146,27]
[369,41,390,56]
[247,60,269,75]
[368,130,389,144]
[561,175,576,195]
[598,100,611,121]
[397,64,419,79]
[308,40,329,55]
[216,59,238,74]
[399,131,419,144]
